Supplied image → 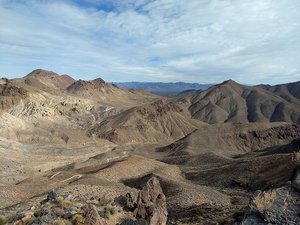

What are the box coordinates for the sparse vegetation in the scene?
[0,217,7,225]
[102,206,116,218]
[99,196,112,206]
[73,214,84,225]
[102,206,111,219]
[34,208,45,217]
[53,219,68,225]
[109,207,116,215]
[57,198,72,209]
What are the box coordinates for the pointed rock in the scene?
[83,204,106,225]
[134,177,167,225]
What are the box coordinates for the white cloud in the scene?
[0,0,300,84]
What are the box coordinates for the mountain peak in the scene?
[221,79,239,85]
[92,77,105,84]
[25,69,58,78]
[24,69,75,90]
[215,79,242,89]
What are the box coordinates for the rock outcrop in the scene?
[24,69,76,90]
[83,204,107,225]
[241,170,300,225]
[4,180,168,225]
[134,177,168,225]
[0,83,27,97]
[124,192,137,212]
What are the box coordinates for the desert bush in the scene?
[99,196,111,206]
[34,208,45,217]
[101,206,116,219]
[0,217,7,225]
[52,207,65,217]
[53,219,67,225]
[101,206,109,219]
[73,214,84,225]
[108,207,116,215]
[58,199,72,209]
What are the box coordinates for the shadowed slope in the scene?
[160,123,300,167]
[259,81,300,102]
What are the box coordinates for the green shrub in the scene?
[58,199,72,209]
[0,217,7,225]
[108,207,116,215]
[99,196,111,206]
[73,214,84,225]
[102,207,110,219]
[101,206,116,219]
[34,208,44,217]
[53,219,67,225]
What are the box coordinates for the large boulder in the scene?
[134,177,167,225]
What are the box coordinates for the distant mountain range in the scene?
[113,82,214,96]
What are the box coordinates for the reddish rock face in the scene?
[134,177,168,225]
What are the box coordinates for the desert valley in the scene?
[0,69,299,225]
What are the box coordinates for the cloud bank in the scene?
[1,0,300,84]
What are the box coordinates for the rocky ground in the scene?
[1,177,167,225]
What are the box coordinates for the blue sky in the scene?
[1,0,300,84]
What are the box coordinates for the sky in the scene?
[1,0,300,84]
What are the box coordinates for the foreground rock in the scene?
[5,191,120,225]
[83,204,107,225]
[134,177,168,225]
[241,170,300,225]
[4,177,168,225]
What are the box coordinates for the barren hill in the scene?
[0,70,158,145]
[259,81,300,102]
[67,78,110,93]
[88,99,206,144]
[67,77,157,107]
[23,69,75,91]
[188,80,300,124]
[160,123,300,165]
